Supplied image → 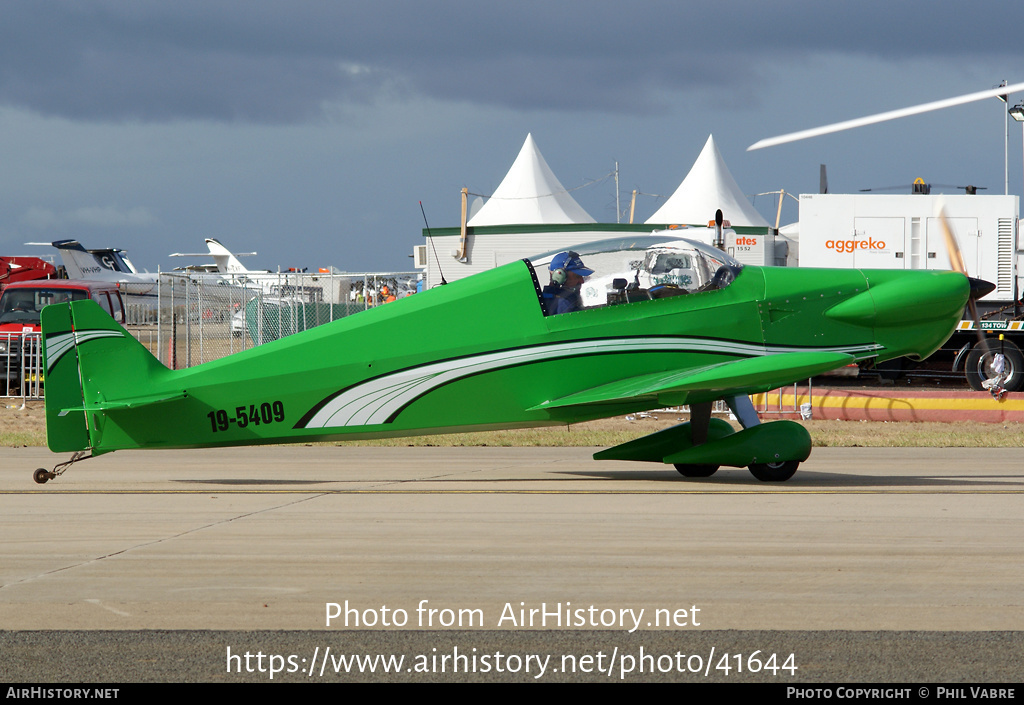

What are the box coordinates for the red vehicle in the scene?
[0,280,125,393]
[0,256,58,290]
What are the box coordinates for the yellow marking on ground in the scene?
[4,488,1023,496]
[753,392,1024,411]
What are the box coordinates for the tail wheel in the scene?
[965,340,1024,392]
[748,460,799,482]
[674,464,719,478]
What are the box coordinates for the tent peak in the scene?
[468,134,595,226]
[645,135,768,228]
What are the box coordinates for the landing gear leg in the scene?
[688,402,712,445]
[726,394,760,429]
[33,451,93,484]
[726,395,802,481]
[674,402,720,478]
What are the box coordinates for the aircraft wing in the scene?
[529,351,855,411]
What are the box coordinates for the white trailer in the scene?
[798,193,1022,390]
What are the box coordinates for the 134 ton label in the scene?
[208,401,285,432]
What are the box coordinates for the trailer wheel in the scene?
[965,339,1024,392]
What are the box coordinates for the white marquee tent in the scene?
[646,134,769,227]
[468,133,595,226]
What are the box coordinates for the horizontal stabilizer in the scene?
[531,351,855,411]
[59,390,188,415]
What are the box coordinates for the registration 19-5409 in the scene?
[207,401,285,433]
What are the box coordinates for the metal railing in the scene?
[1,332,43,399]
[752,381,815,419]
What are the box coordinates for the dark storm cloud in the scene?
[0,1,393,121]
[1,0,1020,122]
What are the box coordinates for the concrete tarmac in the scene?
[1,445,1022,682]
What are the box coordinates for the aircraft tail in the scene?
[205,238,249,274]
[49,240,113,279]
[42,299,176,453]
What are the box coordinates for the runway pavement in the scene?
[1,445,1022,682]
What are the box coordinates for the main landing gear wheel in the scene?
[674,464,719,478]
[33,468,53,484]
[748,460,799,482]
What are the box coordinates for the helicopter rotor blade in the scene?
[748,81,1024,151]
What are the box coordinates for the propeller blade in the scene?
[935,205,994,367]
[935,205,1009,397]
[938,206,967,276]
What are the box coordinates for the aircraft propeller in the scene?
[937,206,1006,397]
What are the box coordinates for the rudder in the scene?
[42,300,171,453]
[41,302,90,452]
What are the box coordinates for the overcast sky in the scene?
[1,1,1022,273]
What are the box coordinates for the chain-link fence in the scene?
[0,270,419,399]
[125,270,419,369]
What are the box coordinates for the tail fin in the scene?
[42,299,175,453]
[41,302,91,452]
[49,240,112,279]
[205,238,249,274]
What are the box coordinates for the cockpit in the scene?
[528,236,743,314]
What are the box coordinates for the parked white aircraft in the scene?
[169,238,269,276]
[169,238,302,297]
[27,240,159,294]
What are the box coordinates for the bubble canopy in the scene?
[528,236,743,308]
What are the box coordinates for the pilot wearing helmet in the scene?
[542,251,594,315]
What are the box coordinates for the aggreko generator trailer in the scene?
[799,192,1021,391]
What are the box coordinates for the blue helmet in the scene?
[549,251,593,277]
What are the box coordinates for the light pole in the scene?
[996,81,1009,195]
[1010,103,1024,200]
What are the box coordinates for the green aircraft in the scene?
[35,238,973,484]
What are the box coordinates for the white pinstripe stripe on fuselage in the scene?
[300,336,882,429]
